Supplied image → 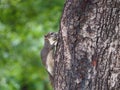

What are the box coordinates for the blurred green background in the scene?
[0,0,64,90]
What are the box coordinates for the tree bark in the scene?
[54,0,120,90]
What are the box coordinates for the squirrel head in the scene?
[44,32,58,45]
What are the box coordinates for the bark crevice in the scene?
[54,0,120,90]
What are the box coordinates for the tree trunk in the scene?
[54,0,120,90]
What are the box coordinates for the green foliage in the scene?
[0,0,64,90]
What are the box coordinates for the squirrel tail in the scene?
[48,73,54,87]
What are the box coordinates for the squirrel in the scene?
[40,32,58,86]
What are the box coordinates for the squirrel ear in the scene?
[44,35,47,39]
[44,34,47,37]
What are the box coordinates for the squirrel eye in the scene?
[50,32,54,35]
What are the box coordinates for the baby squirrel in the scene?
[40,32,58,85]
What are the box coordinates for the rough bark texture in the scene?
[54,0,120,90]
